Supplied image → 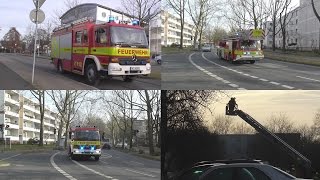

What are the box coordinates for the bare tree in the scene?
[166,0,187,48]
[210,114,233,134]
[297,124,318,143]
[121,0,161,23]
[48,90,88,148]
[279,0,293,51]
[53,0,83,26]
[265,112,295,133]
[186,0,219,49]
[30,90,45,146]
[232,121,256,134]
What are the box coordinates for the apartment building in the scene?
[0,90,59,144]
[263,0,320,50]
[161,10,195,47]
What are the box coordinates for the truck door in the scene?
[72,29,89,73]
[92,26,109,65]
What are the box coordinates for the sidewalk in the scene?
[264,49,320,66]
[115,146,160,161]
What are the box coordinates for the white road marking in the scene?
[129,161,144,166]
[72,159,117,180]
[0,154,21,161]
[125,168,156,178]
[282,85,295,89]
[50,152,77,180]
[259,78,268,82]
[188,53,243,89]
[270,81,281,85]
[202,53,296,89]
[296,76,320,82]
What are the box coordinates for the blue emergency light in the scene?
[80,146,84,150]
[109,16,115,23]
[132,20,139,26]
[91,146,95,150]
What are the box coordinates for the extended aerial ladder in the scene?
[225,97,312,178]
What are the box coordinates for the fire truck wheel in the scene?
[85,63,98,85]
[250,60,255,64]
[123,76,134,82]
[57,60,65,74]
[94,156,100,161]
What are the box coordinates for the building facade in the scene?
[160,10,195,47]
[0,90,59,144]
[263,0,320,50]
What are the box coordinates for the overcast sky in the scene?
[0,0,122,39]
[205,90,320,128]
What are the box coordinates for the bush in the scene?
[138,149,144,154]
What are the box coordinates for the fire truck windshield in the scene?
[241,40,261,50]
[111,26,148,47]
[74,130,100,141]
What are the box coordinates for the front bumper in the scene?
[235,55,264,61]
[72,148,101,156]
[107,63,151,76]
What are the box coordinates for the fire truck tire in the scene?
[85,63,98,85]
[250,60,255,64]
[228,52,232,62]
[70,153,76,160]
[123,76,134,82]
[57,60,65,74]
[94,156,100,161]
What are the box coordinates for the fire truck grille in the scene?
[119,59,148,65]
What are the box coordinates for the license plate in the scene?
[130,67,140,71]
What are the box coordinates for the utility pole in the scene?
[32,2,39,84]
[148,8,151,51]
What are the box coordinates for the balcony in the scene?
[6,123,19,130]
[23,116,41,124]
[23,104,40,114]
[6,111,19,118]
[5,97,19,106]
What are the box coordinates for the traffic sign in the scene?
[30,9,45,24]
[33,0,46,9]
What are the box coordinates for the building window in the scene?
[296,19,298,24]
[295,38,297,43]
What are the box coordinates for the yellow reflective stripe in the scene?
[234,50,243,55]
[73,47,89,54]
[72,141,101,145]
[60,48,72,52]
[91,47,150,57]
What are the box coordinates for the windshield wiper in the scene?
[114,41,131,47]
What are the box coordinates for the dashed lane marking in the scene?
[50,152,77,180]
[0,154,21,161]
[72,159,118,180]
[201,53,296,90]
[188,53,246,90]
[125,168,156,178]
[296,76,320,83]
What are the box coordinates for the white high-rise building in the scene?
[161,10,195,47]
[263,0,320,50]
[0,90,59,144]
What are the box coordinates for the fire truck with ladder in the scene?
[226,98,312,178]
[51,3,151,85]
[217,29,265,64]
[68,126,102,161]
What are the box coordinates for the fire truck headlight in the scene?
[74,149,79,153]
[111,67,122,71]
[243,52,247,55]
[95,150,100,153]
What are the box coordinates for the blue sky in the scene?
[0,0,122,39]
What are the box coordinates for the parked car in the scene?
[152,54,161,64]
[27,137,40,145]
[201,45,211,52]
[171,160,306,180]
[102,142,112,150]
[115,142,128,149]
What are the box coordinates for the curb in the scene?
[0,163,10,167]
[115,148,160,161]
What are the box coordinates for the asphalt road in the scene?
[0,53,160,90]
[162,51,320,90]
[0,149,160,180]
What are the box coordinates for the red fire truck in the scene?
[68,126,101,161]
[51,4,151,85]
[217,29,265,64]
